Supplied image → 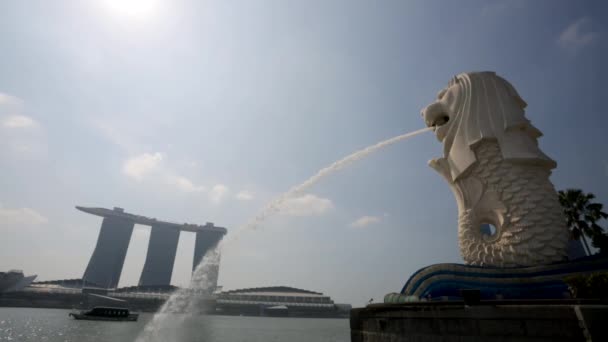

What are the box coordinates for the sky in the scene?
[0,0,607,307]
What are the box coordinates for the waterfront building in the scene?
[0,270,37,293]
[77,206,227,289]
[216,286,351,318]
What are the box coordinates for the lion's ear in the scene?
[499,75,527,109]
[448,76,460,87]
[513,95,527,109]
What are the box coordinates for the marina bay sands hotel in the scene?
[76,206,227,289]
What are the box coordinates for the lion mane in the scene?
[439,71,555,181]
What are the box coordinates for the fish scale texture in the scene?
[457,142,569,267]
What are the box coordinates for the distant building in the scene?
[138,224,181,287]
[77,206,227,289]
[0,270,37,293]
[82,214,134,288]
[216,286,351,318]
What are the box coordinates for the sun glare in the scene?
[102,0,161,19]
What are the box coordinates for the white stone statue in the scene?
[421,71,568,267]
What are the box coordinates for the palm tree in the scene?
[558,189,608,255]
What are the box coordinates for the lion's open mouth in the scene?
[431,115,449,128]
[422,102,451,141]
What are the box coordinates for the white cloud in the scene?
[557,17,598,52]
[0,94,46,160]
[122,152,211,195]
[0,92,23,109]
[209,184,229,204]
[350,215,382,228]
[123,152,163,181]
[3,114,36,128]
[235,190,254,201]
[281,194,333,217]
[168,175,206,193]
[0,205,48,226]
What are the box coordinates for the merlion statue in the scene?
[421,71,568,267]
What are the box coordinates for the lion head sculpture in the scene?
[422,71,555,182]
[420,71,568,267]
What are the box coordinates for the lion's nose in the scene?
[422,102,447,128]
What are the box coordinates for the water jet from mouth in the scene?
[230,125,434,240]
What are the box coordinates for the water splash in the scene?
[137,126,431,341]
[136,247,221,342]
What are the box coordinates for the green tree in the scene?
[558,189,608,255]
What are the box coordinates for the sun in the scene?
[102,0,161,19]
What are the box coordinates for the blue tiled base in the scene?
[388,255,608,302]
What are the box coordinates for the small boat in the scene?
[69,306,139,322]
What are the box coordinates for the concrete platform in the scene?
[350,300,608,341]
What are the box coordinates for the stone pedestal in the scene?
[351,301,608,342]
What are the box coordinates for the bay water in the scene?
[0,308,349,342]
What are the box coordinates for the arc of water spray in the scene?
[229,125,433,240]
[137,126,432,341]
